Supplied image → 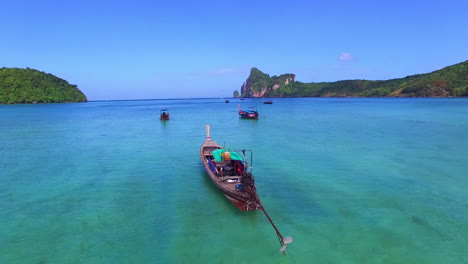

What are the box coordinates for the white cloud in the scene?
[339,52,355,61]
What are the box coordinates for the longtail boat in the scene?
[238,105,258,119]
[200,126,259,211]
[200,125,293,253]
[160,108,170,121]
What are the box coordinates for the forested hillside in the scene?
[239,60,468,97]
[0,67,87,104]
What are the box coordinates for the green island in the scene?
[0,67,87,104]
[236,60,468,97]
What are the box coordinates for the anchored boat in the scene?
[160,108,170,120]
[200,125,293,253]
[200,125,259,211]
[238,105,258,119]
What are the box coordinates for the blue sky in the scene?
[2,0,467,100]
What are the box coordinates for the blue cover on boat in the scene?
[207,158,217,175]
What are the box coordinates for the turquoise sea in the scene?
[1,98,467,263]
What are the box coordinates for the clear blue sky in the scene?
[2,0,467,100]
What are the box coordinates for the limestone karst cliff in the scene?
[240,68,295,97]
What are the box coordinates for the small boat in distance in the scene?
[200,125,293,254]
[160,108,170,120]
[264,100,273,104]
[225,100,229,103]
[238,105,258,119]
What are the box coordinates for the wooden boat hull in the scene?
[239,113,258,119]
[237,104,258,119]
[160,110,170,120]
[200,135,259,211]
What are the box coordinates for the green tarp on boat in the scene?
[212,149,244,162]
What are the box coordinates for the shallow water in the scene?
[1,98,467,263]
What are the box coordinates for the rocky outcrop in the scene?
[240,68,295,97]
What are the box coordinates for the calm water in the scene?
[1,98,467,263]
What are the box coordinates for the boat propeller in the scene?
[280,236,293,253]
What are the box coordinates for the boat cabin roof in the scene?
[211,149,244,162]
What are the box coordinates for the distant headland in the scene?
[235,60,468,98]
[0,67,87,104]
